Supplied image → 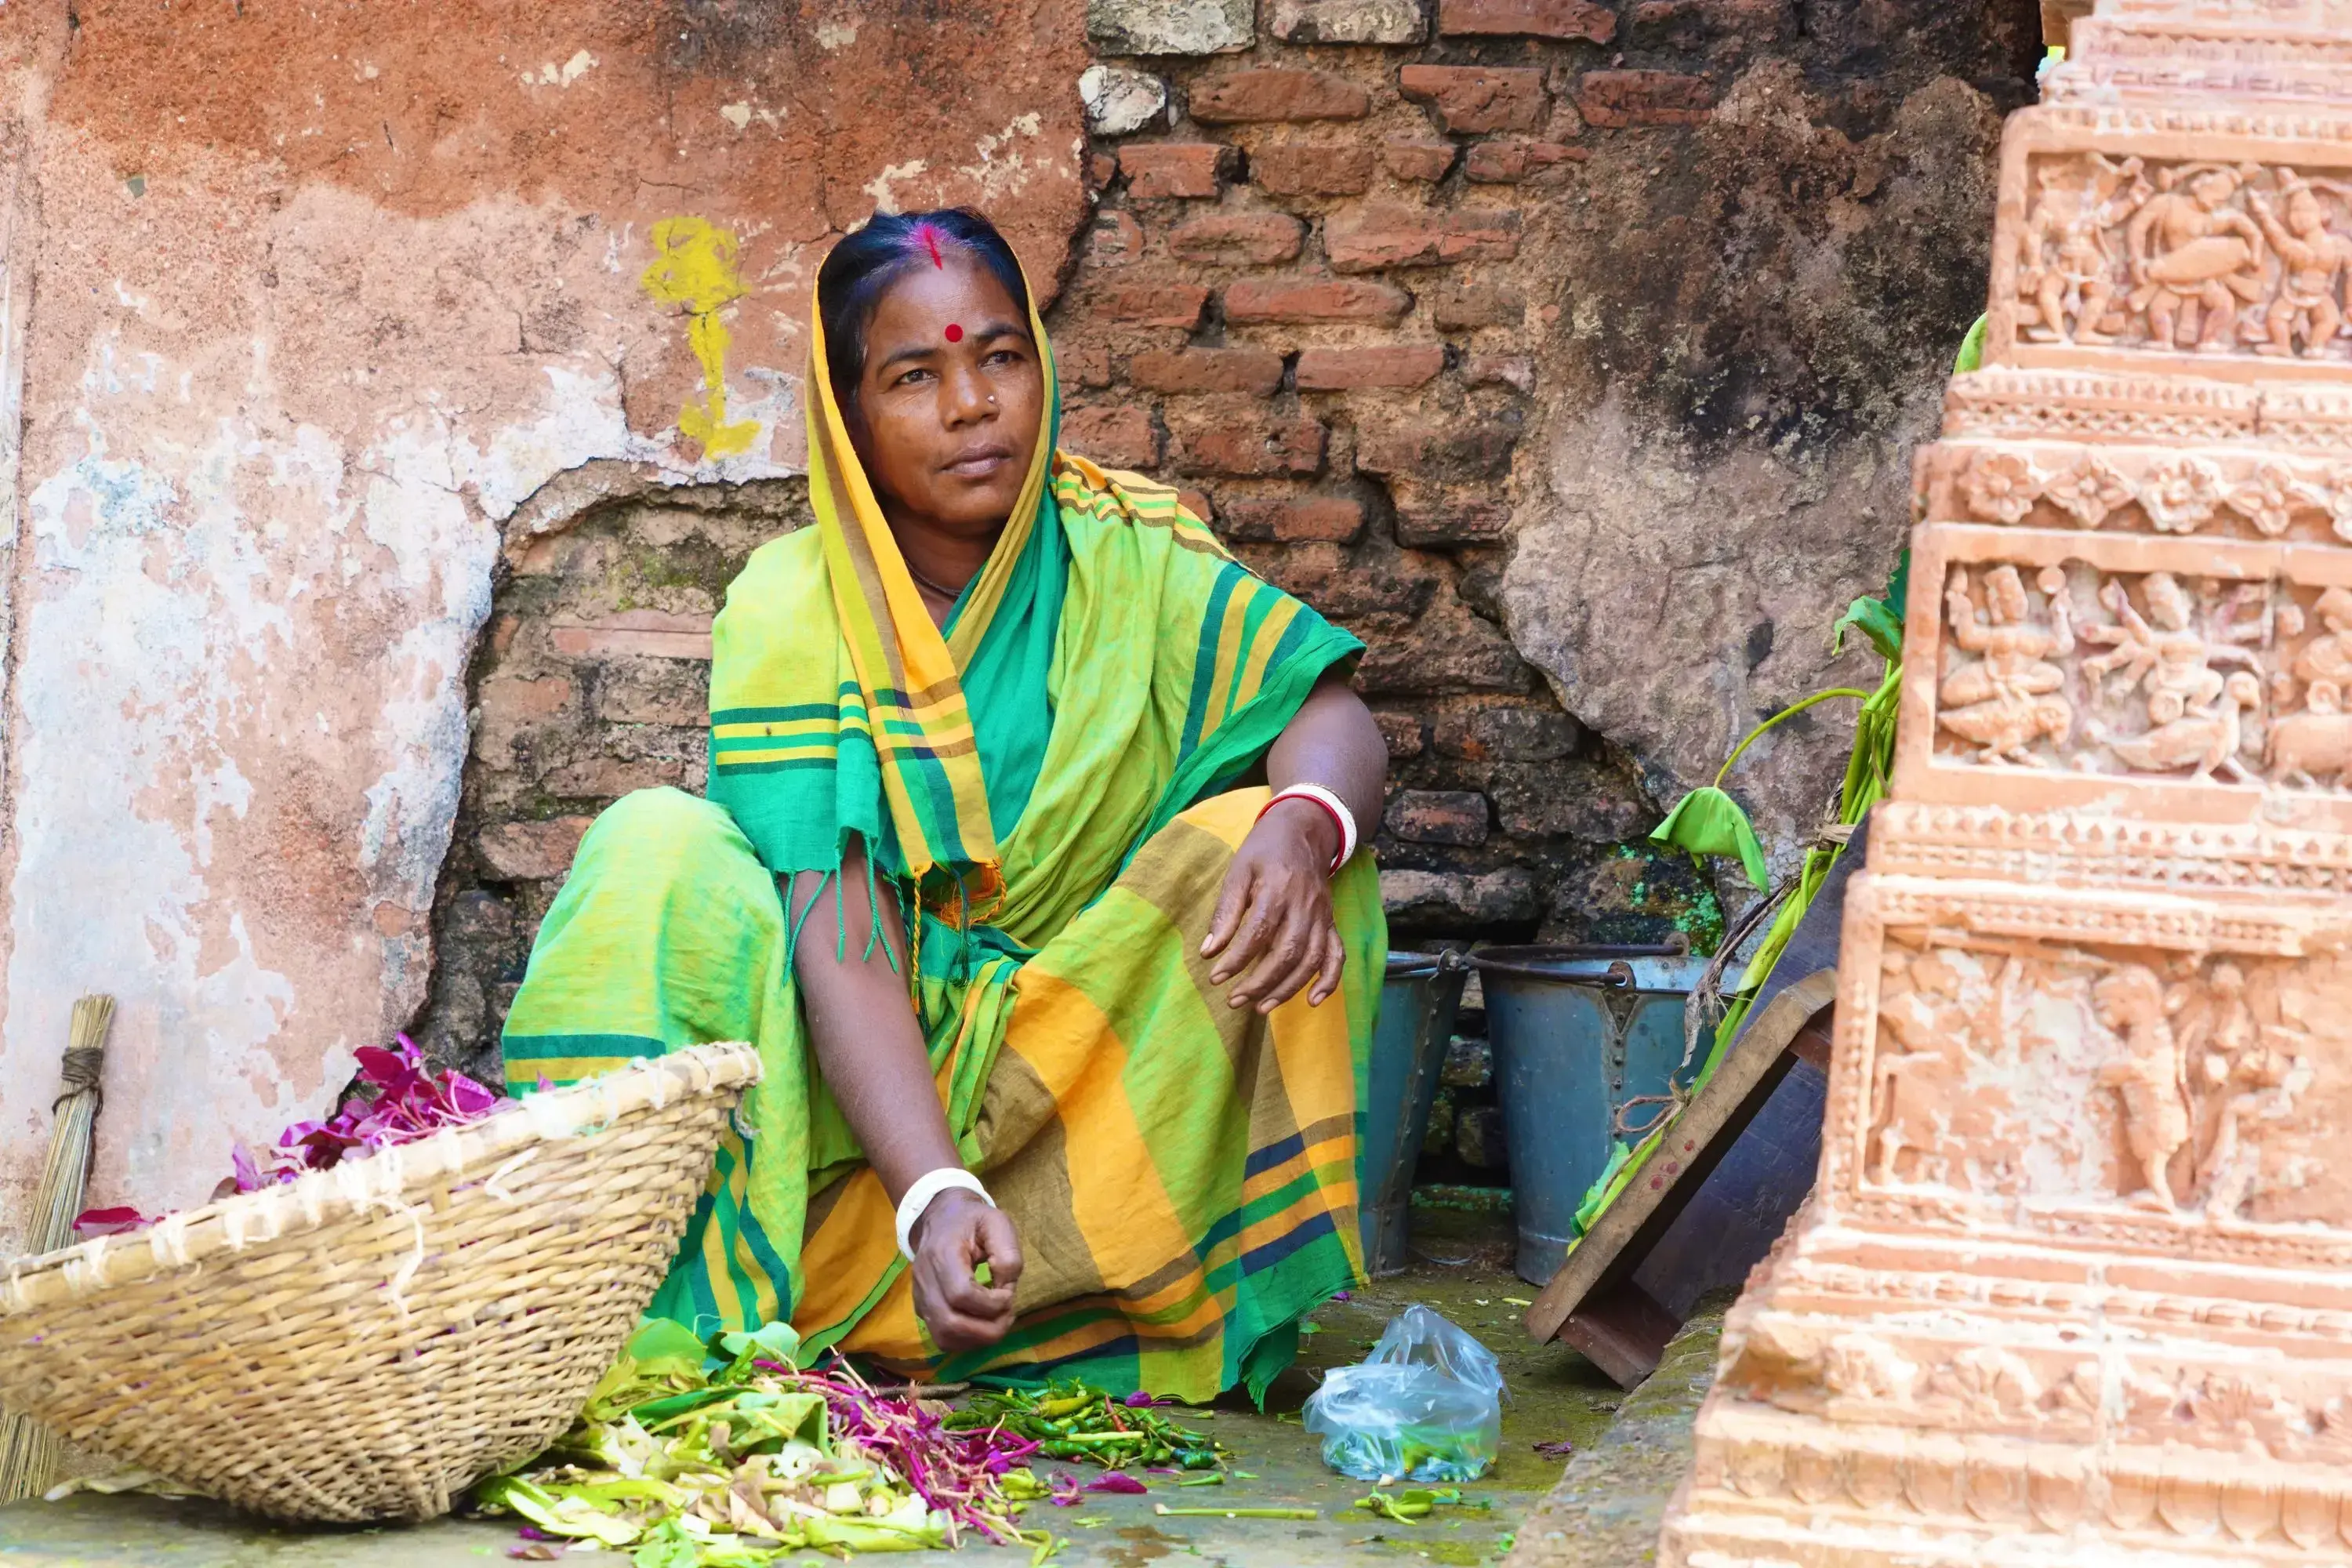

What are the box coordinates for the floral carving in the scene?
[2042,452,2133,528]
[2139,456,2224,533]
[2223,461,2301,537]
[2295,464,2352,543]
[1821,1332,1918,1403]
[1962,449,2045,523]
[1926,1345,2042,1417]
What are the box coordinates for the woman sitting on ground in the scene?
[500,209,1388,1401]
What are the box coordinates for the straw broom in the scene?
[0,995,114,1502]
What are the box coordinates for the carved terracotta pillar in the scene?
[1658,5,2352,1563]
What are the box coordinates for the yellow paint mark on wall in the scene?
[641,216,760,460]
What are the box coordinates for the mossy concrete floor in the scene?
[0,1210,1722,1568]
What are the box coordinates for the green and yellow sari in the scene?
[499,276,1385,1401]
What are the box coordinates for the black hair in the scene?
[816,209,1033,414]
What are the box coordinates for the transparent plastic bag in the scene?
[1302,1304,1504,1482]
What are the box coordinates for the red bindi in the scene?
[944,323,964,343]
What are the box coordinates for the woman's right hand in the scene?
[909,1189,1024,1352]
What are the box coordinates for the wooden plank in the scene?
[1525,968,1837,1347]
[1523,814,1873,1358]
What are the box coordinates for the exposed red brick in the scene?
[1218,493,1367,543]
[478,816,594,881]
[1465,137,1588,183]
[1168,210,1306,265]
[1252,140,1376,197]
[1462,353,1536,393]
[1178,488,1215,521]
[1374,710,1427,759]
[1395,493,1515,546]
[1294,344,1446,390]
[1063,405,1160,469]
[1169,407,1328,477]
[1398,65,1547,133]
[551,611,713,661]
[1439,0,1615,38]
[1094,281,1210,328]
[1326,205,1522,271]
[1065,343,1114,390]
[1629,0,1790,38]
[1128,347,1286,395]
[1576,69,1717,127]
[1120,142,1232,199]
[1189,70,1370,124]
[1356,416,1519,477]
[1385,789,1490,845]
[1225,278,1412,324]
[1431,283,1526,329]
[1381,138,1457,182]
[1087,209,1144,267]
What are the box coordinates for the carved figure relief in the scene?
[2016,154,2352,360]
[1929,562,2352,789]
[1857,929,2335,1227]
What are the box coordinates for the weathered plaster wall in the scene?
[0,0,1087,1244]
[0,0,2033,1240]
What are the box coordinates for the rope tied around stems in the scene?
[54,1049,103,1112]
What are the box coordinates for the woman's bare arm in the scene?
[1202,673,1388,1012]
[790,842,1022,1348]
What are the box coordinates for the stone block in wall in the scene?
[1120,143,1234,198]
[1062,405,1161,469]
[1168,407,1327,477]
[1224,278,1410,324]
[1440,1034,1493,1091]
[1079,64,1169,136]
[1326,205,1521,271]
[1433,704,1582,761]
[1382,866,1537,925]
[1088,0,1253,56]
[1356,601,1533,694]
[1386,788,1490,844]
[1455,1102,1506,1168]
[1128,347,1285,395]
[1087,210,1146,267]
[1392,489,1513,546]
[477,816,594,882]
[1627,0,1791,43]
[594,661,705,728]
[1423,1087,1457,1156]
[1168,211,1307,265]
[1294,344,1446,390]
[1375,710,1427,758]
[1252,141,1377,197]
[1356,414,1520,478]
[1463,137,1586,184]
[1489,760,1650,841]
[1269,0,1428,44]
[1438,0,1615,40]
[1574,68,1716,127]
[1189,69,1370,124]
[1380,138,1457,183]
[1398,65,1548,133]
[1217,494,1367,543]
[1093,281,1211,327]
[1461,353,1535,393]
[1429,282,1525,328]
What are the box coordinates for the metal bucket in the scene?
[1358,950,1468,1277]
[1475,942,1713,1286]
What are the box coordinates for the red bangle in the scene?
[1257,790,1348,874]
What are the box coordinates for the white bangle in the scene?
[895,1167,994,1261]
[1265,783,1358,873]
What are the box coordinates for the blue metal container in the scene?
[1475,943,1713,1286]
[1358,950,1468,1276]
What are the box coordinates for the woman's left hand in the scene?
[1201,799,1345,1014]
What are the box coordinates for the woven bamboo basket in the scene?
[0,1043,760,1523]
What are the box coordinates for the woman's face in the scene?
[848,254,1044,541]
